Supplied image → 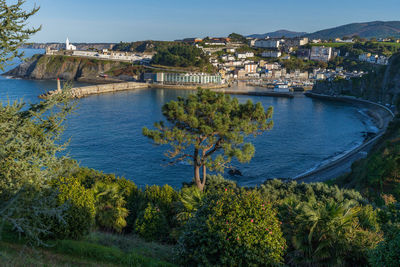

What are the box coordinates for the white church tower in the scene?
[65,38,77,51]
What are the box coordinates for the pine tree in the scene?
[143,89,273,191]
[0,0,40,70]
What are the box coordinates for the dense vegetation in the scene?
[2,88,400,266]
[112,40,178,53]
[228,32,248,44]
[310,41,400,57]
[151,44,214,72]
[3,2,400,266]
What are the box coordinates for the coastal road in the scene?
[295,135,378,183]
[295,92,395,183]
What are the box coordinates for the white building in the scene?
[254,39,280,48]
[73,50,98,57]
[377,56,389,65]
[359,53,389,65]
[154,72,222,84]
[236,52,254,59]
[65,38,76,51]
[285,37,309,47]
[310,46,332,62]
[221,55,236,61]
[261,51,282,58]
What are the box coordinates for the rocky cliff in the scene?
[312,53,400,106]
[4,54,133,83]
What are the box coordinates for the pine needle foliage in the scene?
[0,92,76,244]
[143,89,273,191]
[0,0,41,70]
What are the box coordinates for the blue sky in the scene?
[24,0,400,43]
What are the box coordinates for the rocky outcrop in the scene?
[312,53,400,106]
[4,54,132,83]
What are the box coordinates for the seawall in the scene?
[40,82,149,99]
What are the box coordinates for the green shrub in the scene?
[368,226,400,267]
[50,177,95,240]
[135,203,169,242]
[93,182,129,233]
[204,174,239,194]
[126,189,147,232]
[177,190,286,266]
[176,186,203,224]
[144,185,179,213]
[258,179,366,205]
[72,167,118,189]
[288,199,382,266]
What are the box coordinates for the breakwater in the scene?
[40,82,295,99]
[40,82,148,99]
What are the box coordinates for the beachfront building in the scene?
[146,72,223,85]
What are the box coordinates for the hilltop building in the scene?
[310,46,332,62]
[236,52,254,59]
[254,39,280,48]
[285,37,309,47]
[65,38,76,51]
[261,51,282,58]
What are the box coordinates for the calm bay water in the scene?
[0,49,375,187]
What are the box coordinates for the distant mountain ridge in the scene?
[248,30,307,39]
[248,21,400,40]
[306,21,400,39]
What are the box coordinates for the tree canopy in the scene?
[0,0,40,70]
[143,89,273,191]
[228,33,247,44]
[151,44,212,70]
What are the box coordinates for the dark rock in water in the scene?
[228,168,242,176]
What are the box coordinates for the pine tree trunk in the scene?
[202,165,207,189]
[194,164,204,191]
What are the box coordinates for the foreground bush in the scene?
[369,225,400,267]
[287,199,382,266]
[50,177,95,239]
[135,202,169,241]
[129,185,179,242]
[177,190,286,266]
[93,182,129,233]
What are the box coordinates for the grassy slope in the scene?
[0,230,176,267]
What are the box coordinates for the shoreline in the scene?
[293,92,395,182]
[31,77,393,183]
[37,79,295,99]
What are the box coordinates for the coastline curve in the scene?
[294,92,395,182]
